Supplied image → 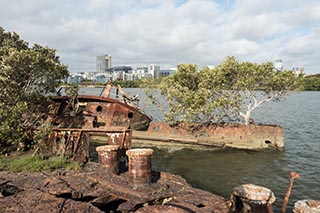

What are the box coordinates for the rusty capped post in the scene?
[293,200,320,212]
[126,148,154,187]
[96,145,120,174]
[230,184,276,213]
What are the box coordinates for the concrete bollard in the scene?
[230,184,276,213]
[96,145,120,174]
[126,148,154,187]
[293,200,320,213]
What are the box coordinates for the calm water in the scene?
[81,88,320,212]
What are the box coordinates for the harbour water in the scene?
[81,87,320,212]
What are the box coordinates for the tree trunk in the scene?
[240,110,252,125]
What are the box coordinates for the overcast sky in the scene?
[1,0,320,74]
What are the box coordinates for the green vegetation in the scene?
[0,154,81,172]
[300,74,320,91]
[145,56,299,126]
[111,79,143,88]
[222,57,298,125]
[0,27,69,152]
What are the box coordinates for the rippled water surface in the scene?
[82,88,320,212]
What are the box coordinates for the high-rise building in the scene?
[148,64,160,79]
[274,59,283,72]
[96,54,112,73]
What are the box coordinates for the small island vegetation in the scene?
[144,56,300,126]
[299,74,320,91]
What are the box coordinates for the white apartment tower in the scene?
[274,59,283,72]
[148,64,160,79]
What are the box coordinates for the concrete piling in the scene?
[126,148,154,187]
[230,184,276,213]
[96,145,120,174]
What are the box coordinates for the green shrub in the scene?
[0,27,69,151]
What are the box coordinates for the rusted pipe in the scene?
[281,171,301,213]
[126,148,154,187]
[96,145,120,174]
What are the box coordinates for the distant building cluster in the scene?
[292,67,304,76]
[67,56,306,83]
[68,54,177,83]
[274,59,304,77]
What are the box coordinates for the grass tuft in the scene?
[0,154,81,172]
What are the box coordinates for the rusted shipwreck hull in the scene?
[50,95,151,131]
[45,84,284,153]
[43,92,152,161]
[133,121,285,151]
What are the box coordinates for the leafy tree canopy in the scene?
[145,56,299,126]
[0,27,69,151]
[219,56,299,125]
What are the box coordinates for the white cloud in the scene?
[0,0,319,73]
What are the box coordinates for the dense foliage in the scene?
[300,74,320,91]
[0,27,69,151]
[219,56,298,124]
[145,56,299,126]
[111,79,142,88]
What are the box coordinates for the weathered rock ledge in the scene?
[0,163,230,212]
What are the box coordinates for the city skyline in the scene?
[1,0,320,74]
